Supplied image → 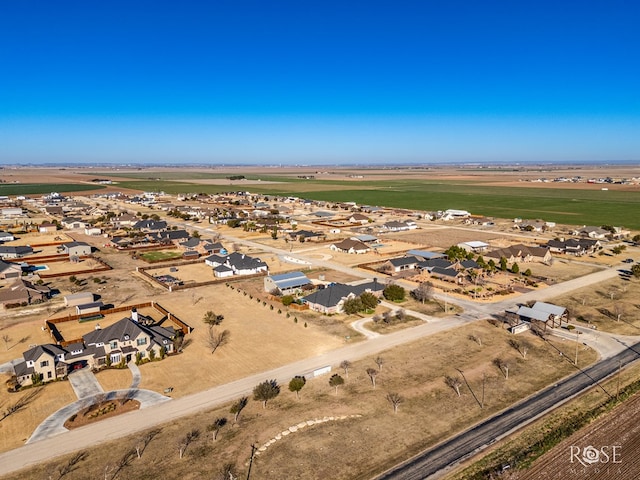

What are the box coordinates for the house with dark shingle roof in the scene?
[330,239,370,254]
[302,280,384,314]
[13,313,177,387]
[205,252,268,277]
[0,245,33,259]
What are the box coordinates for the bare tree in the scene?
[340,360,352,378]
[366,367,378,389]
[375,356,385,371]
[230,396,248,422]
[178,429,200,459]
[207,417,228,441]
[468,333,482,346]
[411,281,434,304]
[135,428,161,459]
[215,463,238,480]
[613,303,625,322]
[2,334,10,351]
[395,308,406,321]
[52,451,88,479]
[0,389,41,422]
[106,449,136,480]
[386,392,403,413]
[207,328,230,354]
[444,375,463,397]
[493,358,509,379]
[509,338,530,359]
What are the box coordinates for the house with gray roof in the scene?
[12,313,177,387]
[0,245,33,259]
[0,259,22,279]
[205,252,268,277]
[302,280,384,314]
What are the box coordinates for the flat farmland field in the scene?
[517,391,640,479]
[111,177,640,229]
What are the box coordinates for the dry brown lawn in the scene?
[2,320,598,480]
[553,276,640,336]
[0,381,78,453]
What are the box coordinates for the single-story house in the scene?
[0,245,33,259]
[429,266,465,284]
[485,244,553,264]
[0,278,51,307]
[302,280,384,314]
[546,238,600,256]
[205,252,268,277]
[348,213,371,224]
[0,259,23,279]
[330,239,370,254]
[61,217,89,230]
[0,231,15,242]
[264,271,312,294]
[573,226,609,239]
[381,256,421,272]
[133,219,167,232]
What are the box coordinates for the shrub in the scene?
[383,284,406,302]
[281,295,294,306]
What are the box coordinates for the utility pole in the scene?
[574,332,580,366]
[246,444,257,480]
[481,373,486,409]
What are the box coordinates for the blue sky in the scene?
[0,1,638,165]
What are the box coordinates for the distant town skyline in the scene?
[1,1,638,165]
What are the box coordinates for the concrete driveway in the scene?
[68,367,104,399]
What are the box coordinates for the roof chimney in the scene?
[131,308,139,322]
[95,323,101,330]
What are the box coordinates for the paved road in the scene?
[376,341,640,480]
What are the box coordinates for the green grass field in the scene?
[139,250,183,262]
[113,178,640,229]
[0,183,105,195]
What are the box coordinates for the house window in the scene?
[111,354,121,363]
[136,338,147,346]
[47,371,52,379]
[40,360,49,367]
[109,341,118,349]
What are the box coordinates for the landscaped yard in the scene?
[138,250,183,262]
